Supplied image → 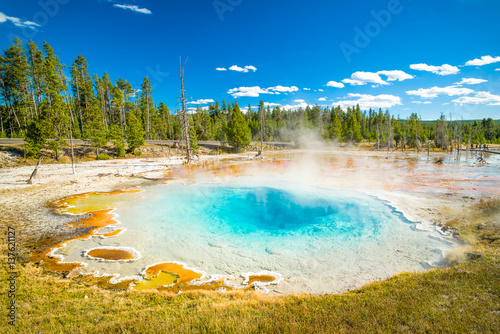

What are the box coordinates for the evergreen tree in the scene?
[140,77,153,139]
[225,102,251,151]
[126,109,145,152]
[42,41,69,160]
[83,101,107,158]
[109,124,125,158]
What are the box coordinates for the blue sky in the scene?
[1,0,499,120]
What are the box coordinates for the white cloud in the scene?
[326,81,345,88]
[227,86,272,98]
[294,99,306,103]
[332,93,402,109]
[229,65,257,73]
[227,85,298,98]
[496,68,500,72]
[406,86,474,98]
[377,70,414,82]
[113,4,152,14]
[0,12,40,29]
[342,79,365,86]
[454,78,488,86]
[465,56,500,67]
[409,63,460,76]
[269,85,299,93]
[452,91,500,105]
[318,97,327,101]
[303,88,311,91]
[280,102,310,111]
[216,67,227,71]
[412,101,432,104]
[187,106,209,113]
[340,70,416,86]
[187,99,215,105]
[264,102,281,107]
[342,71,389,86]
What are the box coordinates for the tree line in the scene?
[0,38,499,159]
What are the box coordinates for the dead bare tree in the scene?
[179,57,191,164]
[260,106,265,154]
[27,156,43,184]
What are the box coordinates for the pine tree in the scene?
[140,77,153,139]
[42,41,69,160]
[84,101,107,158]
[109,124,125,158]
[0,38,29,136]
[328,107,342,141]
[70,55,93,135]
[225,102,251,151]
[126,109,145,152]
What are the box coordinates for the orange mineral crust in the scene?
[133,263,236,292]
[52,189,142,215]
[246,275,278,285]
[85,248,138,261]
[142,262,203,282]
[35,189,142,273]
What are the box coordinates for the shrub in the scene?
[134,150,142,157]
[97,154,110,160]
[116,146,125,158]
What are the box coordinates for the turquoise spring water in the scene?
[59,180,453,294]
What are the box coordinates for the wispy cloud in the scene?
[270,85,299,93]
[280,102,310,111]
[406,86,473,98]
[409,63,460,76]
[113,4,152,15]
[187,99,215,105]
[227,85,298,98]
[452,91,500,105]
[264,102,281,107]
[464,55,500,67]
[332,93,402,109]
[0,12,40,29]
[454,78,488,86]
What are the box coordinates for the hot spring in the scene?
[54,175,453,294]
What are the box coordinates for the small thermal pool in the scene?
[56,181,453,294]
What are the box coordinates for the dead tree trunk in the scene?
[27,156,42,184]
[179,57,190,164]
[260,107,265,154]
